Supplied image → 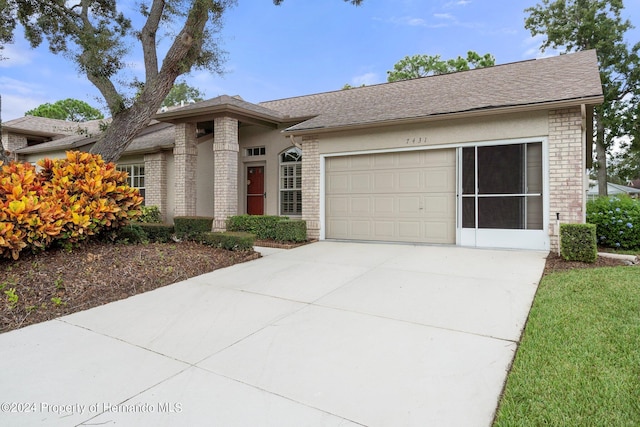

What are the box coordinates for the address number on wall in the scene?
[405,137,428,145]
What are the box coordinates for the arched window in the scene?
[280,147,302,215]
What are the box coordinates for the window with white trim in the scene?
[279,147,302,215]
[246,146,266,157]
[117,164,145,203]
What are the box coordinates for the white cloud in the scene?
[351,72,379,86]
[0,43,35,68]
[434,13,455,20]
[444,0,472,7]
[521,34,561,59]
[0,93,47,121]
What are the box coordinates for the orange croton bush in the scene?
[0,151,143,259]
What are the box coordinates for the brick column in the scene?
[144,152,168,221]
[301,136,320,240]
[2,132,28,161]
[213,116,239,232]
[173,123,198,217]
[548,107,584,251]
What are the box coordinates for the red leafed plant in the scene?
[0,151,143,259]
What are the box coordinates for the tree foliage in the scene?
[0,0,363,162]
[525,0,640,195]
[162,81,205,108]
[25,98,104,122]
[387,51,496,82]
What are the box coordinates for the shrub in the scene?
[111,223,148,244]
[38,151,143,241]
[135,223,174,243]
[226,215,289,240]
[174,216,213,240]
[200,231,255,251]
[586,196,640,249]
[274,220,307,242]
[0,151,144,259]
[138,206,162,223]
[560,223,598,263]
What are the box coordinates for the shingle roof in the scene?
[16,122,174,156]
[154,94,287,123]
[260,50,603,133]
[3,116,107,137]
[15,134,97,154]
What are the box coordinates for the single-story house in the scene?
[2,50,603,251]
[587,181,640,200]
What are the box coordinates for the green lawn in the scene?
[494,266,640,426]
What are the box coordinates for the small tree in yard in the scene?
[0,0,364,163]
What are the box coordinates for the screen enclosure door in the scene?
[459,141,549,250]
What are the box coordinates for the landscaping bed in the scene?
[0,241,259,333]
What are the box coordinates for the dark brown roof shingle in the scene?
[260,50,603,133]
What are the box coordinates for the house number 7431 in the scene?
[406,137,428,145]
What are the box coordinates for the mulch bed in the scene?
[543,251,637,276]
[0,241,259,333]
[254,239,315,249]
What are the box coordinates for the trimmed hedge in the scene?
[274,220,307,242]
[560,223,598,263]
[200,231,255,251]
[135,223,174,243]
[174,216,213,239]
[226,215,288,240]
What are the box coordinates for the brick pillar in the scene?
[548,107,584,251]
[144,152,168,221]
[213,116,239,232]
[2,132,28,161]
[301,136,320,240]
[173,123,197,217]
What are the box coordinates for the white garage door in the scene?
[325,149,456,244]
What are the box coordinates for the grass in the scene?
[494,266,640,426]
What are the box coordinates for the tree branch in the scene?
[140,0,165,83]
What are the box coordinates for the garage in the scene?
[325,149,456,244]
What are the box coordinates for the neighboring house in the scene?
[587,182,640,200]
[3,50,603,251]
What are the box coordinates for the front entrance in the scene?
[247,166,264,215]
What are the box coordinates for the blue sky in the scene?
[1,0,639,121]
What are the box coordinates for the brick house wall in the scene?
[301,136,320,240]
[144,152,168,221]
[213,116,239,232]
[548,107,586,251]
[173,123,198,217]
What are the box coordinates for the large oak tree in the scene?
[525,0,640,195]
[0,0,363,162]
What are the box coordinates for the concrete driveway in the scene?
[0,241,546,426]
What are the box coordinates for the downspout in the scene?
[289,134,301,149]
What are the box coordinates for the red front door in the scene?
[247,166,264,215]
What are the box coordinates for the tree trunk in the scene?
[595,109,608,196]
[90,106,155,164]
